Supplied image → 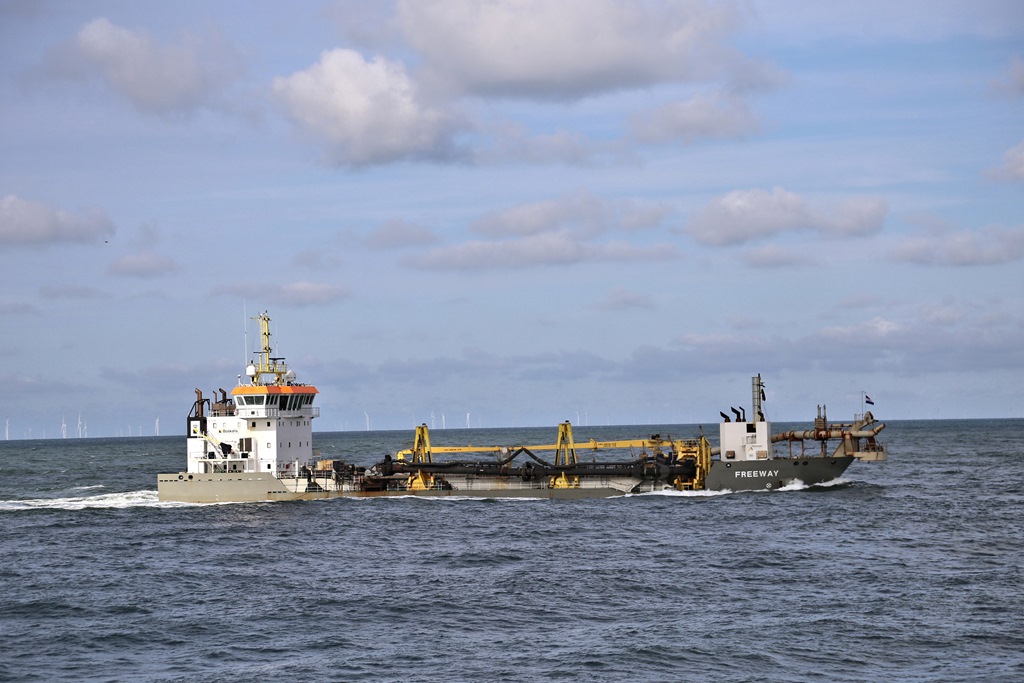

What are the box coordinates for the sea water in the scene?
[0,419,1021,682]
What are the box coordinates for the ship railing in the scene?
[234,406,320,419]
[377,479,549,492]
[277,470,628,493]
[276,472,347,493]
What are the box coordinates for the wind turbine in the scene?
[155,416,160,436]
[61,415,67,439]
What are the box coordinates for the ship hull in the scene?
[158,456,854,503]
[157,471,632,502]
[705,456,854,491]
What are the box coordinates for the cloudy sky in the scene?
[1,0,1022,437]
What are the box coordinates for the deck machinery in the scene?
[371,420,713,494]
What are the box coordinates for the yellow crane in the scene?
[396,421,711,490]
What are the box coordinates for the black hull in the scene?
[705,456,854,491]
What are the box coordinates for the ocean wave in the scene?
[627,488,733,498]
[346,493,564,503]
[0,489,196,511]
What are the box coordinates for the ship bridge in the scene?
[231,385,320,419]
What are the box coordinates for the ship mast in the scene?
[246,311,291,386]
[752,373,766,422]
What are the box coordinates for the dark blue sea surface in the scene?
[1,419,1022,682]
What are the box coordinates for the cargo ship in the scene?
[157,313,887,503]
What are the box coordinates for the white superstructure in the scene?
[719,374,772,461]
[184,312,319,477]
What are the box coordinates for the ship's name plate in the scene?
[734,469,779,478]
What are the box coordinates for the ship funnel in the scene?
[731,407,741,422]
[720,411,730,422]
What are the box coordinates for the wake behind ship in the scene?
[157,313,887,503]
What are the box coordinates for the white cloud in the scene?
[38,285,108,300]
[272,48,456,166]
[408,233,679,270]
[683,187,887,246]
[818,316,904,343]
[0,195,115,246]
[742,244,812,268]
[922,305,966,326]
[993,55,1024,95]
[1010,55,1024,93]
[805,308,1024,375]
[988,139,1024,182]
[891,225,1024,266]
[270,3,778,166]
[398,0,753,99]
[470,190,668,238]
[747,0,1023,43]
[474,124,612,165]
[275,281,350,306]
[614,304,1024,381]
[292,249,343,270]
[598,287,656,311]
[50,18,243,115]
[215,281,350,307]
[107,250,179,277]
[364,219,441,249]
[629,91,759,144]
[407,191,676,270]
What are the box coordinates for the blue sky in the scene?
[1,0,1022,437]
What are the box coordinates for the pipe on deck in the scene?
[772,423,886,441]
